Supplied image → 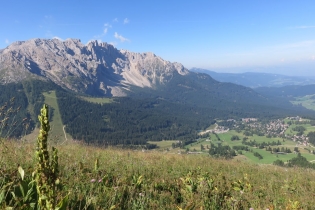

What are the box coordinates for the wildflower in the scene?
[249,208,254,210]
[98,179,102,183]
[139,193,144,197]
[90,179,96,183]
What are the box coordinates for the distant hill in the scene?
[255,84,315,98]
[190,68,315,88]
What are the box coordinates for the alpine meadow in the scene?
[2,1,315,209]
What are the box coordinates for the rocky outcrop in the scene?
[0,38,189,96]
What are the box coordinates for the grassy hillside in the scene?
[43,91,72,142]
[1,138,315,209]
[291,94,315,111]
[80,96,113,104]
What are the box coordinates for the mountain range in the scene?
[0,38,314,144]
[0,38,187,96]
[190,68,315,88]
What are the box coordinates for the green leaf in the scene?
[19,181,27,198]
[18,166,24,180]
[186,185,192,193]
[55,193,69,210]
[109,205,117,210]
[24,185,36,203]
[233,187,240,191]
[0,190,5,204]
[10,192,16,199]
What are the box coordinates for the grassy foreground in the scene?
[1,139,315,209]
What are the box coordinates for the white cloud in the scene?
[103,23,112,35]
[312,55,315,60]
[5,39,9,44]
[123,18,129,24]
[109,42,117,46]
[114,32,129,42]
[52,36,63,41]
[113,18,118,22]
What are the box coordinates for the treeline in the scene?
[21,80,61,122]
[308,132,315,145]
[274,153,315,169]
[0,83,33,137]
[266,147,292,153]
[56,89,214,145]
[242,139,281,149]
[217,120,235,129]
[130,73,308,120]
[209,143,236,159]
[0,80,67,138]
[2,78,314,145]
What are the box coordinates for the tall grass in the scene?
[1,138,315,209]
[1,103,314,209]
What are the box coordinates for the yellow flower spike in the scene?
[34,104,60,210]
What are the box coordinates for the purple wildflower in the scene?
[90,179,96,183]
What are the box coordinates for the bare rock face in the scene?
[0,38,189,96]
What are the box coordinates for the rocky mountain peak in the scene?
[0,38,189,96]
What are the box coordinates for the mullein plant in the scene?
[0,104,67,209]
[35,104,60,209]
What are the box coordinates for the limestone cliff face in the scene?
[0,38,188,96]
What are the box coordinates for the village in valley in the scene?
[150,116,315,164]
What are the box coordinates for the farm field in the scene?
[291,94,315,111]
[285,122,315,136]
[185,120,315,164]
[80,96,113,104]
[147,140,180,150]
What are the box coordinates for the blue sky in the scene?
[1,0,315,76]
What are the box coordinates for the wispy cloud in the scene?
[109,41,117,46]
[114,32,129,42]
[103,23,112,35]
[52,36,63,41]
[113,18,118,22]
[5,39,9,44]
[288,25,315,29]
[123,18,130,24]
